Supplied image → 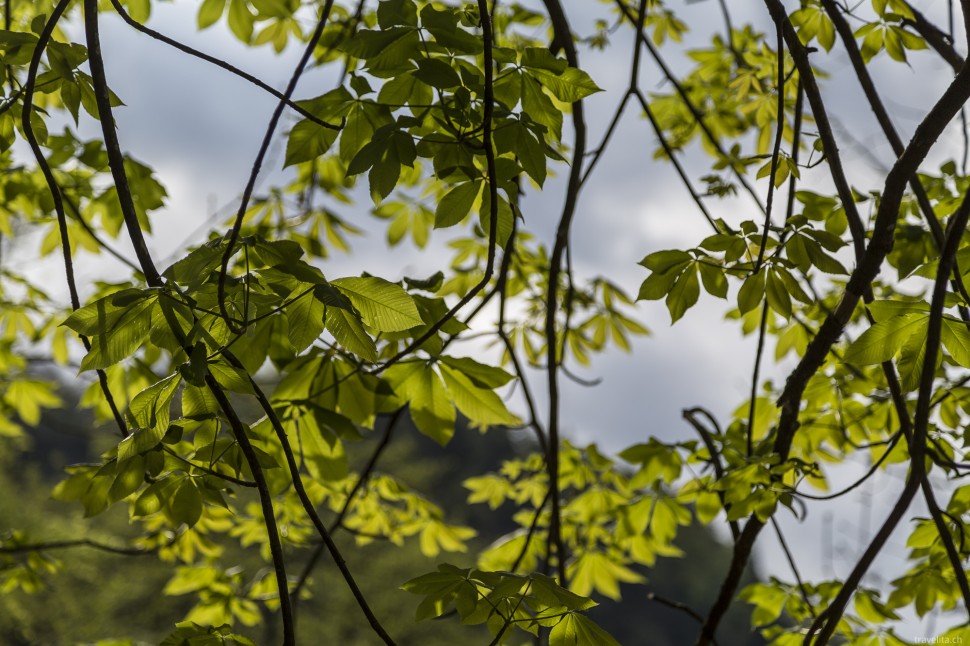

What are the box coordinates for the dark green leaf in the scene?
[284,118,338,168]
[435,180,481,228]
[666,266,699,323]
[170,479,204,527]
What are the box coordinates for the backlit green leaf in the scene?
[332,276,423,332]
[844,312,927,366]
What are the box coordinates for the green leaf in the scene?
[209,361,256,394]
[531,573,596,611]
[844,312,927,366]
[943,318,970,367]
[521,47,568,73]
[3,379,61,426]
[405,271,444,293]
[765,270,792,319]
[515,124,547,187]
[133,482,166,517]
[377,0,418,28]
[665,266,699,323]
[119,374,182,461]
[637,270,679,301]
[567,551,643,600]
[421,5,481,53]
[284,118,338,167]
[435,180,482,228]
[62,290,159,371]
[440,365,520,426]
[639,249,691,273]
[521,74,562,138]
[340,27,415,59]
[170,478,204,527]
[479,191,515,248]
[854,590,901,623]
[897,322,931,392]
[401,563,468,620]
[108,455,145,503]
[737,271,765,315]
[439,356,514,388]
[550,613,620,646]
[285,289,325,352]
[227,0,255,42]
[386,362,455,444]
[198,0,226,29]
[325,307,377,362]
[414,57,462,89]
[332,276,423,332]
[529,66,602,103]
[296,412,348,480]
[182,383,220,418]
[163,237,227,287]
[698,262,727,298]
[60,80,81,124]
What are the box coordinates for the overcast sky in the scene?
[15,0,970,639]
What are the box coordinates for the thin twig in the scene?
[511,488,553,573]
[162,446,257,488]
[682,407,740,542]
[357,1,503,375]
[22,0,129,440]
[292,407,404,604]
[108,0,340,132]
[218,0,337,332]
[540,0,586,587]
[648,592,719,645]
[769,517,816,617]
[615,0,767,218]
[792,431,902,501]
[0,536,163,556]
[224,350,397,645]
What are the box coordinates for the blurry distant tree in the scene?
[2,0,970,644]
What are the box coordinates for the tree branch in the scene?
[23,0,128,440]
[108,0,341,131]
[540,0,586,587]
[697,4,970,642]
[218,0,337,332]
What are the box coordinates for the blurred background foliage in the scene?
[1,373,763,644]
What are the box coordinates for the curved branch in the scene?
[792,431,902,501]
[223,349,397,645]
[822,0,970,311]
[682,407,740,542]
[369,0,501,375]
[218,0,337,332]
[292,407,404,605]
[107,0,341,132]
[22,0,128,440]
[614,0,767,218]
[540,0,586,587]
[769,517,816,618]
[0,536,163,556]
[901,2,964,72]
[203,374,298,645]
[83,0,160,285]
